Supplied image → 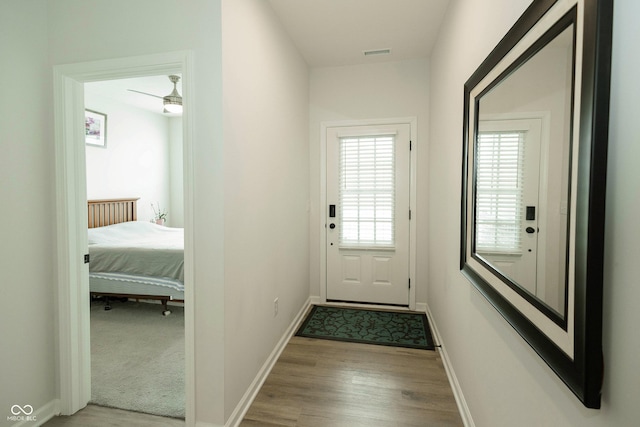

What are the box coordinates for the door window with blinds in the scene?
[339,134,395,247]
[475,131,525,253]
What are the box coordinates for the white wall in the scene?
[169,117,184,227]
[309,59,430,303]
[84,92,174,225]
[3,0,307,424]
[221,0,310,419]
[0,3,56,425]
[428,0,640,425]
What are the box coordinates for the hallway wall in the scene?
[221,0,310,420]
[428,0,640,425]
[309,59,430,303]
[0,3,56,424]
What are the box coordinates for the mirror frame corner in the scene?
[460,0,613,409]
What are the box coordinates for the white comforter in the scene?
[88,221,184,282]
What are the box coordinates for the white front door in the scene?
[326,123,411,305]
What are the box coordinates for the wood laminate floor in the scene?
[45,336,462,427]
[240,336,463,427]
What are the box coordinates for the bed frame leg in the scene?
[161,299,171,316]
[104,297,112,311]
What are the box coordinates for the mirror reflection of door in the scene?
[477,118,542,295]
[472,23,574,319]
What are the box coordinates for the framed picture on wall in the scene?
[85,109,107,147]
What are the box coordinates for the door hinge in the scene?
[409,209,412,220]
[410,140,412,151]
[408,278,411,289]
[84,254,90,264]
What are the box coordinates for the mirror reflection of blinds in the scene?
[339,135,395,246]
[475,131,525,253]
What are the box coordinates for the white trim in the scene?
[315,300,417,312]
[415,302,428,313]
[319,117,418,309]
[425,305,475,427]
[53,68,91,416]
[408,117,418,310]
[53,51,196,423]
[181,51,197,427]
[309,295,322,306]
[225,298,313,427]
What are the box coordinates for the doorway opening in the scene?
[84,74,185,417]
[53,51,195,422]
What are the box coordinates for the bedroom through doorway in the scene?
[83,74,186,419]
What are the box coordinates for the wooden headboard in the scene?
[88,198,139,228]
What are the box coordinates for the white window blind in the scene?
[339,135,395,246]
[475,131,525,253]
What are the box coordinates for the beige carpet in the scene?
[90,300,185,419]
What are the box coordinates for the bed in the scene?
[88,198,184,315]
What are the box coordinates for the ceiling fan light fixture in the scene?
[163,75,183,114]
[163,101,182,114]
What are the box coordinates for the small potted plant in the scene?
[151,202,167,226]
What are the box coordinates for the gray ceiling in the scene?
[85,0,449,115]
[268,0,449,67]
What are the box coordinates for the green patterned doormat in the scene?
[295,305,435,350]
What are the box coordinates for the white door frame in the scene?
[319,117,417,310]
[53,51,195,422]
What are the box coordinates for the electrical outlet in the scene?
[274,298,279,317]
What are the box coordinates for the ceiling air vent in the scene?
[363,48,391,56]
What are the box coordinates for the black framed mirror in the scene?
[460,0,613,408]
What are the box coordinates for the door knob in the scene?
[525,227,536,234]
[329,223,336,229]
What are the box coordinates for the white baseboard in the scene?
[424,305,475,427]
[9,399,60,427]
[225,297,312,427]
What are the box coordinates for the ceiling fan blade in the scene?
[127,89,163,99]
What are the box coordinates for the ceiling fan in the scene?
[128,75,183,114]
